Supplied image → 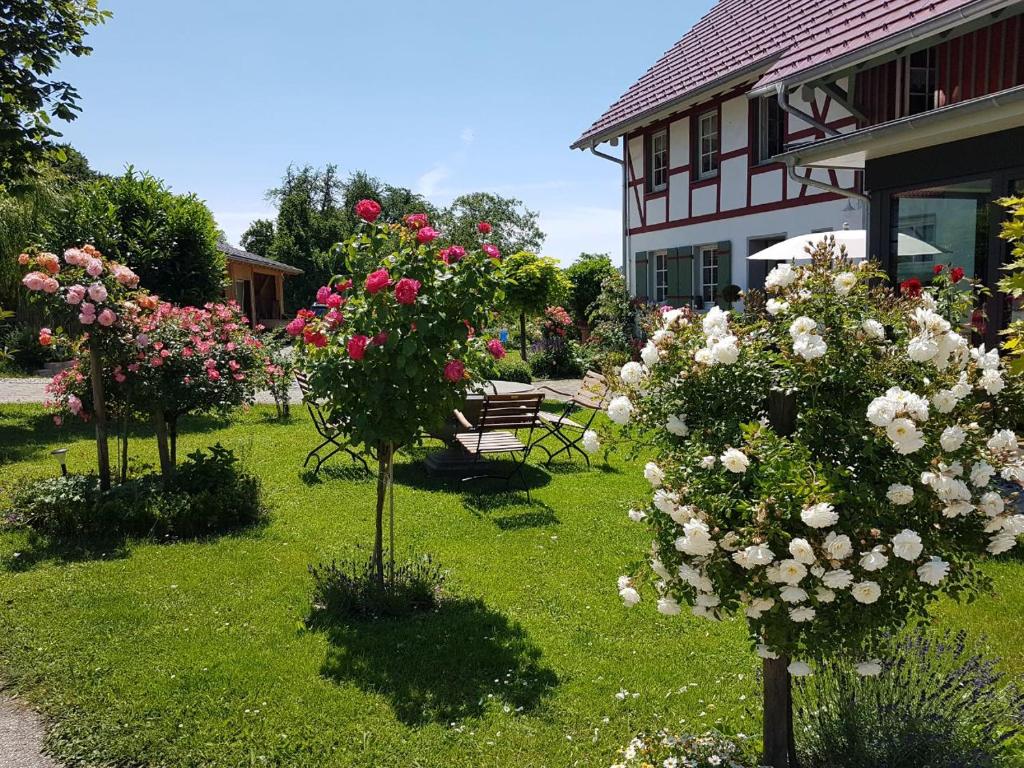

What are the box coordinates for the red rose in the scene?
[487,339,506,359]
[335,279,353,293]
[355,199,382,223]
[440,245,465,264]
[416,226,438,245]
[285,317,306,336]
[303,328,328,348]
[482,244,501,260]
[371,331,389,346]
[365,268,391,294]
[325,309,344,327]
[477,221,492,234]
[325,292,343,309]
[404,213,429,229]
[933,264,945,275]
[950,266,965,283]
[900,277,923,298]
[444,359,466,382]
[347,334,369,360]
[394,277,421,305]
[38,328,53,346]
[316,285,331,304]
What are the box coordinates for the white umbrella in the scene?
[747,230,942,261]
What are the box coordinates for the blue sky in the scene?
[55,1,712,265]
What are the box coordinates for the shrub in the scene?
[308,553,446,620]
[495,355,532,383]
[4,444,265,539]
[794,629,1024,768]
[611,730,761,768]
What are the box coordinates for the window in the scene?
[654,250,668,302]
[646,130,668,192]
[698,111,719,178]
[906,48,937,115]
[755,95,785,163]
[700,245,718,303]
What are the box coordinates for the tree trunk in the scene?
[169,414,178,466]
[153,410,173,488]
[119,415,129,484]
[372,441,393,588]
[88,343,111,491]
[762,656,799,768]
[519,312,528,360]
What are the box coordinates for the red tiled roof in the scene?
[572,0,993,149]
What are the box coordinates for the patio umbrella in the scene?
[747,229,942,261]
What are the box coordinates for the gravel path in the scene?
[0,692,59,768]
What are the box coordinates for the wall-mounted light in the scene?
[50,448,69,477]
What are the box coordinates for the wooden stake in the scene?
[88,343,111,491]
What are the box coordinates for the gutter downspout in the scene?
[590,144,629,292]
[776,84,838,138]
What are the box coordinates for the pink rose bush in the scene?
[606,239,1024,749]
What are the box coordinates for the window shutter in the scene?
[672,246,694,308]
[692,251,703,310]
[634,251,649,299]
[716,240,733,307]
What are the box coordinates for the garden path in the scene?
[0,692,60,768]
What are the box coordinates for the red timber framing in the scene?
[854,13,1024,125]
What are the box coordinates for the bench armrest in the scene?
[452,409,474,430]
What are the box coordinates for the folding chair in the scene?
[295,373,369,474]
[531,371,610,468]
[454,392,545,500]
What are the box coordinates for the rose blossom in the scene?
[440,246,465,264]
[404,213,429,229]
[487,339,506,359]
[801,502,838,529]
[365,268,391,294]
[97,309,117,327]
[65,284,86,305]
[85,258,103,277]
[720,448,749,474]
[393,277,421,305]
[38,328,53,346]
[606,395,632,425]
[482,244,500,260]
[477,221,492,234]
[851,580,881,604]
[325,292,343,309]
[285,317,306,336]
[354,199,382,222]
[643,461,664,487]
[443,359,466,382]
[917,557,949,585]
[886,483,914,505]
[88,283,108,302]
[892,529,923,561]
[347,334,369,360]
[22,271,47,291]
[316,286,332,304]
[416,226,438,245]
[823,532,853,560]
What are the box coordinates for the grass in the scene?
[0,404,1022,767]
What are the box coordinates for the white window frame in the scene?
[700,245,718,303]
[698,111,719,179]
[647,130,668,192]
[654,250,669,303]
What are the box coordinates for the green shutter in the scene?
[670,246,694,308]
[716,240,733,308]
[634,251,649,299]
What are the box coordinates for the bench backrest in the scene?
[476,393,544,432]
[572,371,610,410]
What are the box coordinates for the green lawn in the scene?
[0,404,1022,767]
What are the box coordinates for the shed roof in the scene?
[572,0,1008,149]
[217,241,303,276]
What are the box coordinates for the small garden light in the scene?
[50,448,69,476]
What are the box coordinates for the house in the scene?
[573,0,1024,337]
[217,241,302,329]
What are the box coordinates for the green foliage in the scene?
[612,731,760,767]
[998,196,1024,375]
[3,444,264,539]
[239,218,275,256]
[564,252,616,325]
[499,251,569,317]
[0,0,110,181]
[437,191,544,256]
[794,629,1024,768]
[495,354,532,383]
[583,270,636,369]
[51,168,225,305]
[308,553,446,620]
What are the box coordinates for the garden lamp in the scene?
[50,448,69,476]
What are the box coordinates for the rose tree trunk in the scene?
[762,656,798,767]
[88,343,111,491]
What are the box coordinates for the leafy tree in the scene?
[438,192,545,256]
[998,196,1024,375]
[240,218,274,255]
[0,0,110,182]
[564,252,617,327]
[51,167,225,305]
[499,251,569,359]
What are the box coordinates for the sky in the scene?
[54,1,712,266]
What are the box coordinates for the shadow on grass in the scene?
[1,533,130,572]
[319,597,558,725]
[300,463,376,486]
[461,493,560,530]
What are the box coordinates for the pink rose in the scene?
[38,328,53,346]
[487,339,506,359]
[325,309,344,327]
[97,309,117,327]
[21,271,47,291]
[393,277,421,305]
[114,368,127,383]
[482,244,501,260]
[416,226,438,245]
[440,246,465,264]
[151,356,163,367]
[88,283,108,302]
[371,331,388,347]
[63,248,84,266]
[325,292,343,309]
[365,268,391,294]
[18,253,30,266]
[37,252,60,274]
[285,317,306,336]
[355,199,382,223]
[207,369,221,381]
[85,258,103,277]
[477,221,492,235]
[67,395,82,416]
[316,285,332,304]
[444,360,466,382]
[66,284,86,305]
[113,265,139,287]
[42,277,59,294]
[404,213,429,229]
[347,334,369,360]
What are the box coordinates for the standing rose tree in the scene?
[290,201,505,586]
[607,240,1024,767]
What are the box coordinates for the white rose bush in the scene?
[606,239,1024,766]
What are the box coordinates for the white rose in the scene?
[886,418,925,454]
[823,532,853,561]
[855,660,882,677]
[815,587,836,603]
[666,414,689,437]
[833,271,857,296]
[908,334,939,363]
[821,569,854,589]
[766,298,789,316]
[644,461,665,487]
[970,461,995,487]
[987,429,1019,453]
[750,597,775,613]
[850,580,881,604]
[627,508,646,523]
[931,389,957,414]
[652,489,679,515]
[702,306,730,335]
[777,559,808,585]
[640,341,661,368]
[861,319,885,341]
[607,396,633,425]
[700,455,716,469]
[651,328,675,345]
[619,361,646,386]
[940,425,966,453]
[917,557,949,585]
[619,587,641,606]
[657,596,681,616]
[972,344,1000,370]
[1004,515,1024,535]
[787,660,812,676]
[978,491,1004,517]
[765,263,797,292]
[793,333,827,361]
[720,448,749,474]
[582,430,600,454]
[891,529,923,561]
[757,644,779,660]
[668,504,696,526]
[694,347,714,365]
[789,316,818,338]
[886,483,914,505]
[788,537,816,564]
[979,369,1005,395]
[801,502,838,529]
[987,533,1017,555]
[780,586,808,603]
[711,336,740,365]
[789,606,816,622]
[741,544,774,569]
[695,593,720,608]
[859,547,889,572]
[867,396,898,427]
